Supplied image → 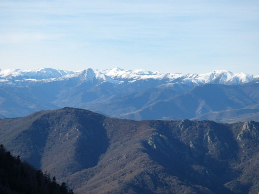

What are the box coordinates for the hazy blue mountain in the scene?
[92,83,259,121]
[193,104,259,123]
[1,68,259,122]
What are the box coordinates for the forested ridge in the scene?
[0,144,73,194]
[2,108,259,193]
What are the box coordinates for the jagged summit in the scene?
[1,67,259,120]
[0,67,256,86]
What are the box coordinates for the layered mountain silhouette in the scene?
[88,83,259,122]
[1,68,259,122]
[1,107,259,193]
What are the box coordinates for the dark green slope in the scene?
[0,144,73,194]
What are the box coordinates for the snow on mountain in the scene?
[0,68,74,80]
[177,70,254,85]
[99,67,165,80]
[0,67,256,86]
[229,72,254,84]
[195,70,234,84]
[75,68,96,84]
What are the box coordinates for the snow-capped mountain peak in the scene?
[0,67,257,86]
[0,68,74,80]
[187,70,253,85]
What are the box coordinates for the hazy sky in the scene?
[1,0,259,74]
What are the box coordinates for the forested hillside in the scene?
[2,108,259,193]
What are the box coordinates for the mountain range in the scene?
[0,68,257,85]
[1,107,259,193]
[1,68,259,122]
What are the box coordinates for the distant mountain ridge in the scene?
[1,67,259,122]
[0,67,258,86]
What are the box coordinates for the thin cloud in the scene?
[0,0,259,74]
[0,33,64,44]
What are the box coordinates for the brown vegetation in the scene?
[1,107,259,193]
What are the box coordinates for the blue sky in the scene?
[0,0,259,74]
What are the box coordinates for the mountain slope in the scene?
[194,104,259,123]
[0,86,58,118]
[0,144,73,194]
[1,108,259,193]
[86,84,192,117]
[119,84,259,120]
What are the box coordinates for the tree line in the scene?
[0,144,74,194]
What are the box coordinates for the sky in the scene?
[0,0,259,74]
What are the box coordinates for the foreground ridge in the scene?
[1,107,259,193]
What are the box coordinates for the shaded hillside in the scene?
[0,87,58,118]
[86,84,191,117]
[0,144,73,194]
[194,104,259,123]
[1,108,259,193]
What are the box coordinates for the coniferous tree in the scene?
[0,144,74,194]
